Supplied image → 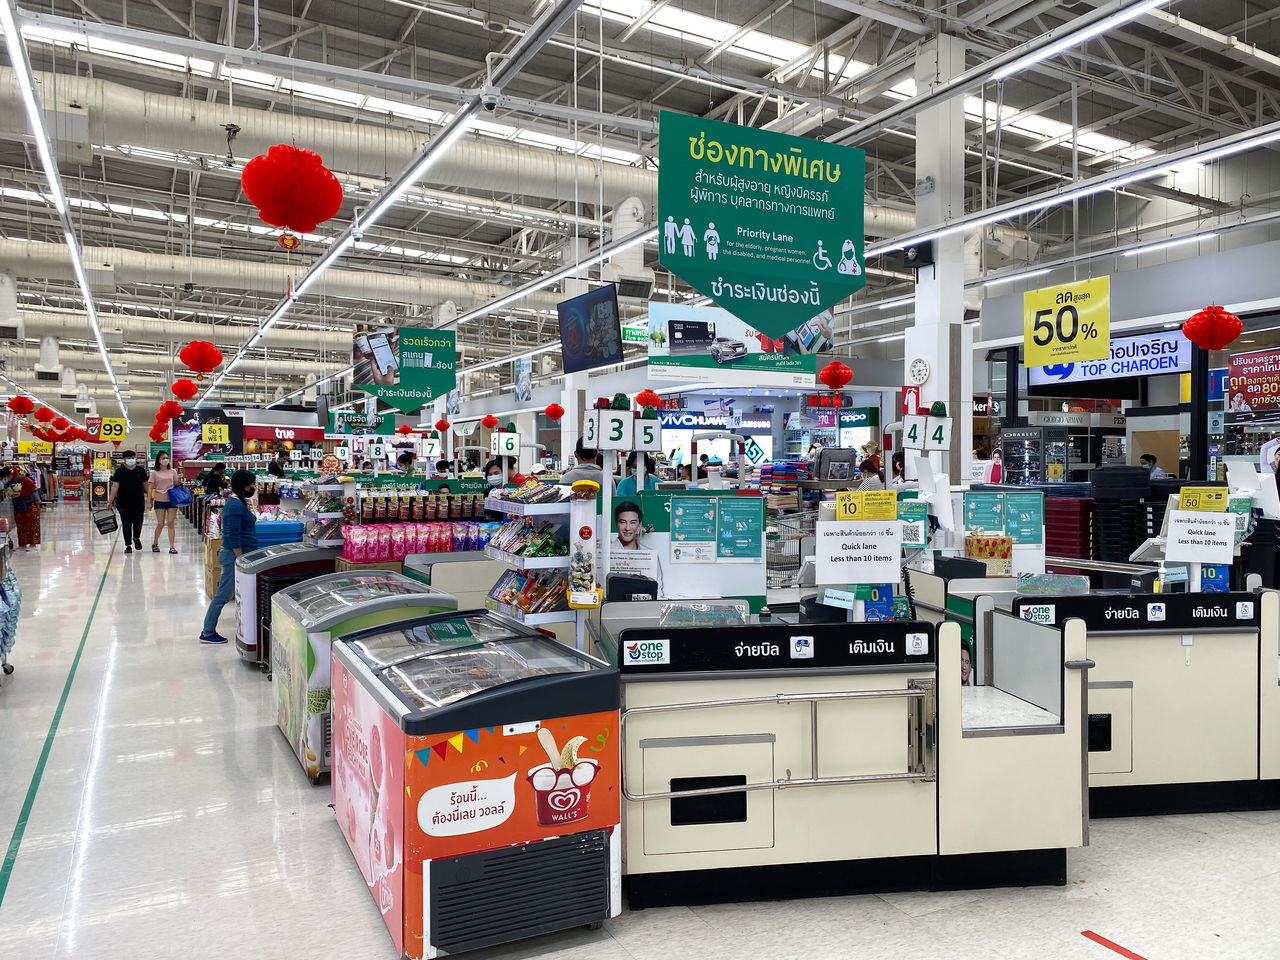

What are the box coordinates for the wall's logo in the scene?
[624,639,670,665]
[1146,602,1166,623]
[790,635,814,660]
[1018,604,1056,624]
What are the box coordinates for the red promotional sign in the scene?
[1227,349,1280,420]
[241,424,326,442]
[84,416,102,442]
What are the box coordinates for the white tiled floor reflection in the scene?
[3,506,1280,960]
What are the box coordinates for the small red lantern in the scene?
[396,424,416,435]
[434,418,451,433]
[156,400,185,422]
[635,389,661,409]
[178,340,224,382]
[52,416,70,432]
[171,379,199,402]
[7,396,34,416]
[543,403,565,422]
[1182,305,1242,352]
[481,415,499,430]
[818,361,853,391]
[33,406,55,423]
[278,233,301,251]
[241,144,344,235]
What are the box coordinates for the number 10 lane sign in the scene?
[1023,276,1110,368]
[658,111,866,340]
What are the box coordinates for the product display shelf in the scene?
[483,495,571,517]
[302,509,345,520]
[305,535,346,548]
[301,480,355,551]
[484,544,571,569]
[483,598,577,626]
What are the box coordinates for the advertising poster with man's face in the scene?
[1228,349,1280,424]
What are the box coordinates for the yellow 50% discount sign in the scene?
[1023,276,1110,368]
[834,490,898,521]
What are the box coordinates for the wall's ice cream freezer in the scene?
[270,572,457,781]
[331,610,620,959]
[234,542,337,668]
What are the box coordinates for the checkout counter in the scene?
[597,607,1089,907]
[1013,589,1280,815]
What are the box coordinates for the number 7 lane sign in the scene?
[1022,276,1110,368]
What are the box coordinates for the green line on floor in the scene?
[0,533,118,909]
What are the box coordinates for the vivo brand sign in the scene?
[1029,330,1191,386]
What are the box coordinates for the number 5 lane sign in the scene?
[1023,276,1110,368]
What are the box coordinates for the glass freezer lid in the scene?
[238,542,314,569]
[281,573,427,619]
[347,614,531,667]
[378,637,594,712]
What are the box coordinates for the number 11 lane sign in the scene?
[1023,276,1110,368]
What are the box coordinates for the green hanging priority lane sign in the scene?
[658,111,866,339]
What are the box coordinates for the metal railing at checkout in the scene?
[620,681,937,803]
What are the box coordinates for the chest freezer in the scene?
[332,610,621,960]
[271,572,457,781]
[234,543,337,667]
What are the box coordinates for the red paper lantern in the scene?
[543,404,564,422]
[1182,305,1242,352]
[240,144,344,235]
[818,361,853,391]
[171,378,199,401]
[33,406,55,423]
[481,415,499,430]
[635,389,661,409]
[52,416,70,431]
[178,340,224,382]
[7,396,33,416]
[156,400,185,422]
[434,418,451,433]
[396,424,416,435]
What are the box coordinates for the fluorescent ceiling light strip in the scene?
[1121,232,1218,256]
[447,226,658,328]
[877,296,914,310]
[877,333,906,343]
[984,268,1051,286]
[0,372,82,428]
[991,0,1174,81]
[3,0,126,421]
[865,121,1280,261]
[267,365,355,409]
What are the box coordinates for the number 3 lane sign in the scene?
[1023,276,1110,368]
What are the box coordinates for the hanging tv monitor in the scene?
[557,283,623,374]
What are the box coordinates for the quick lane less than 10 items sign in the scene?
[658,111,866,340]
[1022,276,1110,368]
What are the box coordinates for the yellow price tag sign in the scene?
[1178,486,1228,512]
[98,417,127,442]
[834,490,898,521]
[1023,276,1110,368]
[18,440,51,454]
[1047,463,1065,480]
[93,457,111,472]
[202,423,230,445]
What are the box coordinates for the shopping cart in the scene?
[766,509,816,589]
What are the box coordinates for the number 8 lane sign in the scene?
[1022,276,1110,368]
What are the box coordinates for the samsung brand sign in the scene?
[1029,330,1191,386]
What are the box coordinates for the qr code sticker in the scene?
[902,522,924,544]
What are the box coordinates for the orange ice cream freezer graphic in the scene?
[332,609,621,959]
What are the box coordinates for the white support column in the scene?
[904,34,973,480]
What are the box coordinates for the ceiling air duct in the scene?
[34,335,59,382]
[59,366,77,399]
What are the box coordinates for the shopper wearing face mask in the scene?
[200,469,258,644]
[108,450,149,553]
[149,450,183,553]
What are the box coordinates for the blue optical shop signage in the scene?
[1029,330,1191,386]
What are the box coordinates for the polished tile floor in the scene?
[3,506,1280,959]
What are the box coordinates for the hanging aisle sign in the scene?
[658,111,866,339]
[1023,276,1110,367]
[352,325,457,415]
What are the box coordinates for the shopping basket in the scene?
[93,508,119,536]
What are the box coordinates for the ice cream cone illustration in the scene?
[527,730,598,826]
